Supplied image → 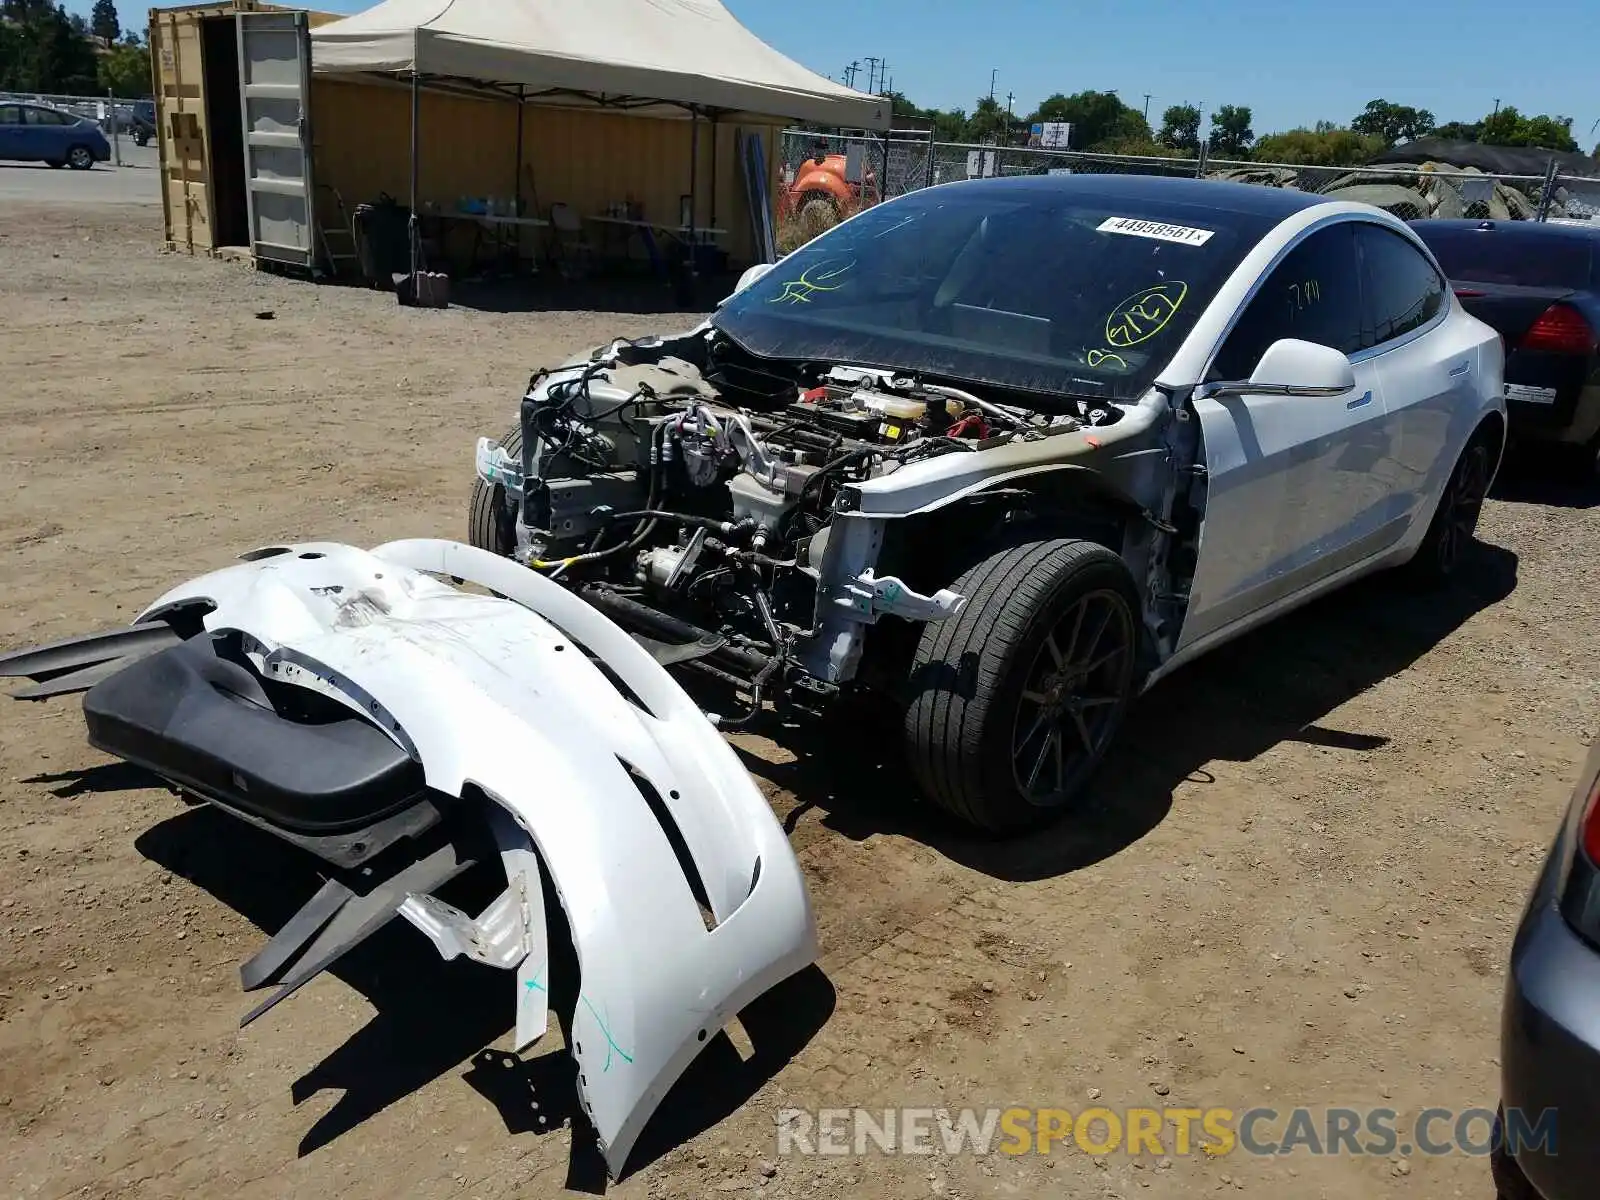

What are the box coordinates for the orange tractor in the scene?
[780,144,882,230]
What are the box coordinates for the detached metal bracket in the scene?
[833,571,966,623]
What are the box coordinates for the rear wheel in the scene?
[66,145,94,170]
[468,422,522,556]
[1490,1108,1539,1200]
[795,193,840,239]
[1406,432,1493,585]
[904,539,1141,833]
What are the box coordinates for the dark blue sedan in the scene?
[0,101,111,170]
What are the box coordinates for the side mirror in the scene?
[1197,338,1355,400]
[717,262,775,308]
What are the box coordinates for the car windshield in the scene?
[714,181,1276,401]
[1415,226,1596,290]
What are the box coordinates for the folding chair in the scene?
[548,203,596,279]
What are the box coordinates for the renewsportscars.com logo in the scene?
[775,1106,1558,1159]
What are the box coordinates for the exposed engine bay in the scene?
[473,328,1175,714]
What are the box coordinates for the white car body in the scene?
[483,188,1506,697]
[1154,200,1506,675]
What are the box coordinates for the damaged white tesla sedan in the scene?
[469,174,1508,831]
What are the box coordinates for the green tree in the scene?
[965,95,1008,143]
[928,109,968,142]
[1,0,54,18]
[882,92,970,144]
[0,3,99,93]
[1158,104,1201,153]
[1479,106,1579,151]
[1094,136,1187,159]
[98,39,149,96]
[89,0,119,42]
[1254,125,1386,166]
[1208,104,1254,158]
[1433,120,1482,142]
[1518,113,1578,152]
[1026,90,1150,151]
[1350,99,1435,146]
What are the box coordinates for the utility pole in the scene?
[1143,93,1152,120]
[1005,90,1014,143]
[989,68,997,103]
[865,56,881,94]
[844,60,859,88]
[1492,97,1501,118]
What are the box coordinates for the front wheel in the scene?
[468,422,523,556]
[66,145,94,170]
[1405,433,1493,586]
[904,539,1141,833]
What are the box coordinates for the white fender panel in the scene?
[137,540,817,1175]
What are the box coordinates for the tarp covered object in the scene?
[1371,138,1600,179]
[310,0,890,130]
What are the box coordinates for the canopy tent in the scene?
[309,0,889,128]
[310,0,886,289]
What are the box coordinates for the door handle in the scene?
[1448,361,1471,377]
[1345,390,1373,410]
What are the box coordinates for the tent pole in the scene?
[708,114,717,244]
[514,86,524,217]
[409,68,420,279]
[687,107,700,285]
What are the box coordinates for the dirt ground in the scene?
[2,201,1596,1200]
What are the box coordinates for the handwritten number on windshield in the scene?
[768,258,856,305]
[1105,281,1188,348]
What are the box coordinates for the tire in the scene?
[1405,431,1494,586]
[904,539,1141,833]
[794,193,840,241]
[468,422,522,556]
[66,145,94,170]
[1489,1109,1539,1200]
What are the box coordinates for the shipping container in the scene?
[148,2,339,262]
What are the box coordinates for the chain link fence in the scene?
[777,129,1599,250]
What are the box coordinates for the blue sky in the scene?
[90,0,1599,147]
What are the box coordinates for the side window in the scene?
[24,107,65,126]
[1356,225,1446,347]
[0,105,21,126]
[1211,224,1363,381]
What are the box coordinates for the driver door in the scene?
[0,105,24,160]
[1179,222,1394,651]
